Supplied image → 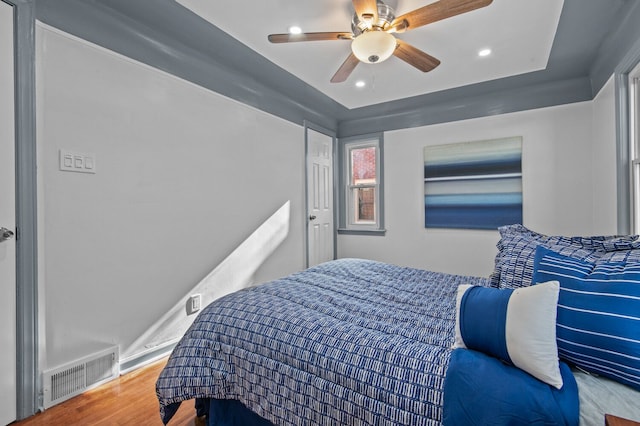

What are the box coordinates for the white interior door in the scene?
[306,128,334,267]
[0,1,17,424]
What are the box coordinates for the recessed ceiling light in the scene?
[478,48,492,57]
[289,26,302,35]
[355,80,366,88]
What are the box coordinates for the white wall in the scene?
[338,100,618,277]
[36,25,306,369]
[591,75,618,232]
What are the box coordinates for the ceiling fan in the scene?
[268,0,493,83]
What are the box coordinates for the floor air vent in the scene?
[43,346,119,409]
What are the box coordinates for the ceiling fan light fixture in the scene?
[351,30,396,64]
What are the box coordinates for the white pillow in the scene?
[454,281,563,388]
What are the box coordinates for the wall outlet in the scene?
[186,294,202,315]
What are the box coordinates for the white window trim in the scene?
[338,134,385,235]
[630,63,640,233]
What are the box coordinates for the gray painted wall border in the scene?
[35,0,342,134]
[337,76,593,137]
[591,1,640,98]
[33,0,639,140]
[6,0,38,420]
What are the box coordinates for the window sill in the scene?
[337,228,387,236]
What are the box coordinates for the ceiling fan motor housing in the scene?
[351,1,396,35]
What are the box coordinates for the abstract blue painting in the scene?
[424,137,523,230]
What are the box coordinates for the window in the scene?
[350,145,377,224]
[339,134,385,234]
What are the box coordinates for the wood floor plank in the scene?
[14,358,199,426]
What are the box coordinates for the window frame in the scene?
[630,63,640,233]
[338,133,385,235]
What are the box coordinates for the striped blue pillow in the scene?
[533,246,640,391]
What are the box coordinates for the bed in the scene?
[156,224,640,425]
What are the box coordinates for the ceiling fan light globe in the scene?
[351,31,396,64]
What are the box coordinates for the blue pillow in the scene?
[533,246,640,391]
[491,224,640,289]
[454,282,563,388]
[443,349,579,426]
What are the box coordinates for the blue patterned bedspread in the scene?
[156,258,490,425]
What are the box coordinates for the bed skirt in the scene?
[201,398,274,426]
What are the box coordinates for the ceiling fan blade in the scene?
[352,0,378,24]
[268,32,353,43]
[331,53,360,83]
[393,39,440,72]
[391,0,493,32]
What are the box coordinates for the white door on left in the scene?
[0,1,17,424]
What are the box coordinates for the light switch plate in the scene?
[59,149,96,174]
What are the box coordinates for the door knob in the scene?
[0,227,14,242]
[309,215,317,221]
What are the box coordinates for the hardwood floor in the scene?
[13,358,201,426]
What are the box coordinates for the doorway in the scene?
[0,1,18,423]
[305,124,336,267]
